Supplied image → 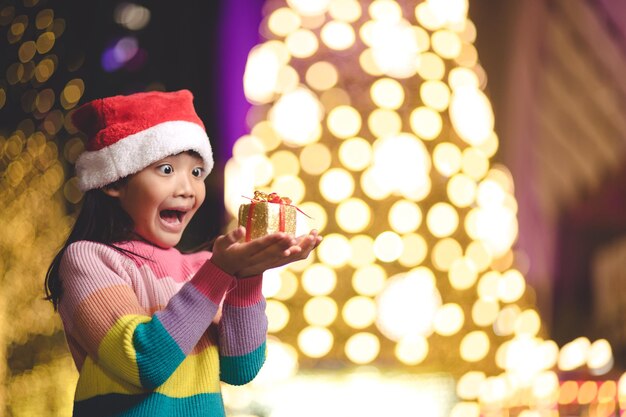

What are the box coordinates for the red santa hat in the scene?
[72,89,214,191]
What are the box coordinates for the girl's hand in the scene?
[210,227,322,278]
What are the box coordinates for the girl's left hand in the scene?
[210,227,322,278]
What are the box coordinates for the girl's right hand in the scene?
[210,226,321,278]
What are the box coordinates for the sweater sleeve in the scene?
[218,275,268,385]
[59,241,236,390]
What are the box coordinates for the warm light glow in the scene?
[268,7,301,37]
[449,402,480,417]
[349,235,376,267]
[266,300,290,332]
[450,85,494,146]
[447,173,476,208]
[457,371,485,400]
[352,264,387,296]
[431,30,462,59]
[433,303,464,336]
[370,133,431,199]
[471,298,499,327]
[339,137,372,171]
[493,305,520,337]
[270,150,300,177]
[448,257,478,290]
[287,0,331,16]
[431,238,463,271]
[367,108,402,138]
[297,326,334,358]
[433,142,462,177]
[395,335,429,365]
[460,331,489,362]
[420,80,450,111]
[388,199,422,234]
[498,269,526,303]
[513,309,541,337]
[368,19,421,78]
[327,105,362,139]
[558,337,591,371]
[370,77,405,109]
[329,0,362,22]
[342,296,377,329]
[427,202,459,238]
[316,233,352,267]
[319,168,355,203]
[409,106,443,140]
[531,371,559,400]
[250,338,299,387]
[399,233,428,267]
[302,263,337,296]
[373,231,403,262]
[587,339,613,375]
[303,296,338,326]
[305,61,338,91]
[274,269,299,300]
[336,198,371,233]
[376,269,441,341]
[244,43,283,104]
[300,142,332,175]
[345,332,380,364]
[321,20,356,50]
[270,87,323,145]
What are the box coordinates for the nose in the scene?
[175,172,195,198]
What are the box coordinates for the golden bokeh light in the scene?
[300,142,332,175]
[268,7,301,37]
[327,105,362,138]
[348,235,376,267]
[305,61,338,91]
[303,296,338,326]
[370,77,404,109]
[266,300,291,332]
[335,198,371,233]
[302,263,337,296]
[338,137,372,171]
[342,296,377,329]
[345,332,380,364]
[433,303,465,336]
[320,20,355,50]
[395,335,429,365]
[352,264,387,296]
[297,326,334,358]
[460,331,490,362]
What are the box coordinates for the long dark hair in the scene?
[44,187,135,310]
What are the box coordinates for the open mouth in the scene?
[160,209,186,225]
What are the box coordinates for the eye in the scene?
[158,164,173,174]
[192,167,204,178]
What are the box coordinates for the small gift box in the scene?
[238,191,297,242]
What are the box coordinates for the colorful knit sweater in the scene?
[58,240,267,417]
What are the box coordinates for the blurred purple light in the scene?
[100,36,140,72]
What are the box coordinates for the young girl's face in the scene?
[104,152,206,248]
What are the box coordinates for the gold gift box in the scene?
[238,198,297,241]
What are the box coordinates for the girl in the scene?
[45,89,321,417]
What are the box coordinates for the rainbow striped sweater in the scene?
[58,240,267,417]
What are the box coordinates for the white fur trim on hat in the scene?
[76,120,214,191]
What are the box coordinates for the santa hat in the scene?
[72,89,214,191]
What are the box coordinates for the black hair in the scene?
[44,186,135,310]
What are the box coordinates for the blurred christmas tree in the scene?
[223,0,615,415]
[0,1,82,415]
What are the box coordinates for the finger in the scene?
[243,233,296,259]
